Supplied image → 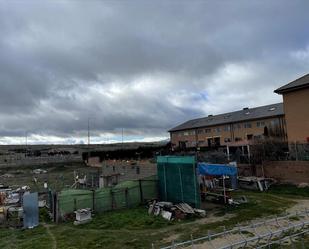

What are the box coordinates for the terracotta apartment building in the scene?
[170,73,309,149]
[169,103,286,149]
[275,74,309,143]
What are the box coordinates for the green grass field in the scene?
[1,185,308,249]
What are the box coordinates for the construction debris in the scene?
[148,200,206,221]
[174,203,195,214]
[33,168,47,174]
[238,177,274,191]
[74,208,92,225]
[161,210,172,221]
[0,184,41,228]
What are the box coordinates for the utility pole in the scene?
[88,118,90,147]
[121,128,124,149]
[25,131,28,159]
[87,117,95,163]
[87,118,91,163]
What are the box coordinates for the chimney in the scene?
[243,107,249,110]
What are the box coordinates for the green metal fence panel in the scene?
[157,156,200,208]
[141,180,158,200]
[58,178,158,217]
[95,188,113,212]
[112,189,127,209]
[58,189,93,216]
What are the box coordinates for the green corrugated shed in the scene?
[157,156,200,208]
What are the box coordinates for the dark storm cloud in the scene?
[0,1,309,143]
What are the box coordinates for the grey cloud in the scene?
[0,1,309,143]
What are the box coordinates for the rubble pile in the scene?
[148,200,206,221]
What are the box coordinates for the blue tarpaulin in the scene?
[198,163,237,176]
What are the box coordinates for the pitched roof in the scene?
[169,103,284,132]
[274,74,309,94]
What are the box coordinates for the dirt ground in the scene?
[181,198,309,249]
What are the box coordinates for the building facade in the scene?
[169,103,286,149]
[275,74,309,143]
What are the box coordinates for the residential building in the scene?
[169,103,286,149]
[275,74,309,143]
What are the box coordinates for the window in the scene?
[270,119,279,126]
[224,138,231,143]
[190,130,196,135]
[254,134,263,140]
[184,131,189,136]
[244,123,252,128]
[257,121,265,127]
[235,124,242,129]
[235,137,242,141]
[205,128,211,133]
[197,129,204,134]
[224,125,230,131]
[214,127,221,133]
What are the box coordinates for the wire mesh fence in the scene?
[157,209,309,249]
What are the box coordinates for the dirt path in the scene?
[286,199,309,214]
[178,198,309,249]
[43,224,57,249]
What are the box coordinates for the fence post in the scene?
[92,189,95,212]
[125,188,129,208]
[111,189,115,210]
[73,198,77,211]
[139,179,144,203]
[190,234,195,249]
[53,192,57,223]
[295,141,298,161]
[56,193,60,224]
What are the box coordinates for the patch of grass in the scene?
[240,230,255,237]
[77,206,176,230]
[174,191,295,244]
[288,215,300,221]
[0,225,52,249]
[0,186,304,249]
[39,208,52,223]
[268,184,309,198]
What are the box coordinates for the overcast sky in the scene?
[0,1,309,144]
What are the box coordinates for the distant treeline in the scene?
[82,143,171,161]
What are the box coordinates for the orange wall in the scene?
[283,88,309,142]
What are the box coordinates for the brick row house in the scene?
[169,73,309,150]
[169,103,286,150]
